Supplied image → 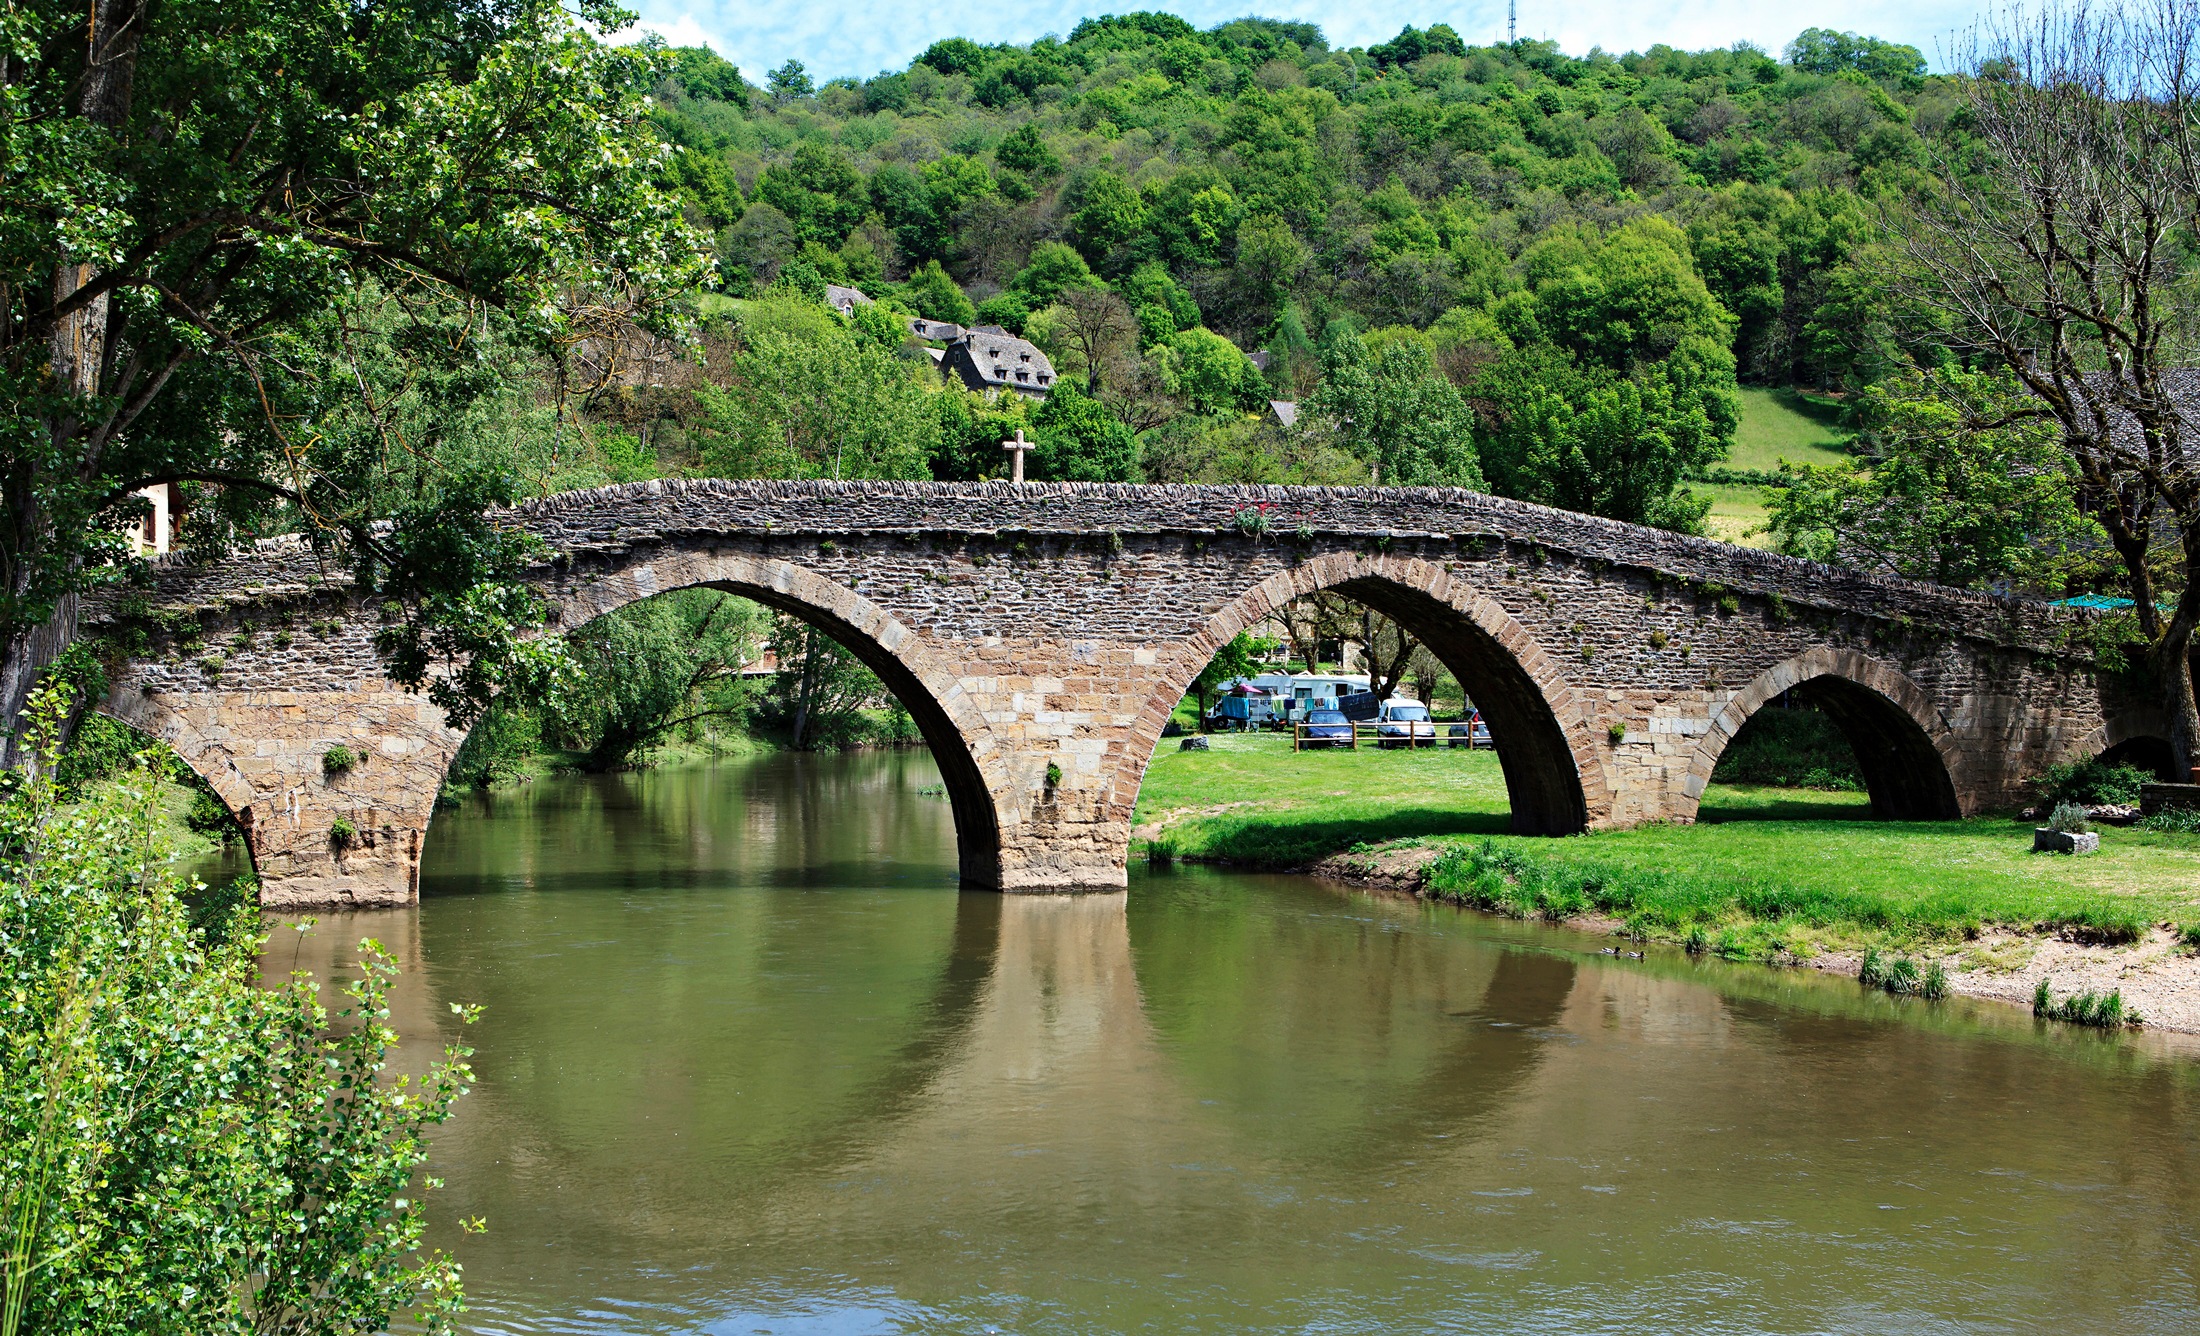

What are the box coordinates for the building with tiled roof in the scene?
[825,284,873,317]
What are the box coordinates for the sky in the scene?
[622,0,1996,85]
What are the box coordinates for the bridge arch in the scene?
[2059,710,2178,782]
[1111,552,1606,835]
[520,551,1012,886]
[1681,647,1963,820]
[97,692,264,868]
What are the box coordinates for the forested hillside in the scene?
[573,19,1953,529]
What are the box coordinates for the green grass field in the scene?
[1702,389,1857,548]
[1135,734,2200,955]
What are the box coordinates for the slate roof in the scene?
[1269,400,1299,427]
[907,317,966,342]
[825,284,873,315]
[945,327,1057,398]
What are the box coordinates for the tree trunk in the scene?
[790,626,819,750]
[1,0,143,764]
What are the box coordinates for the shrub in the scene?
[1,688,475,1332]
[1711,707,1863,790]
[2036,757,2150,808]
[330,814,358,848]
[322,744,357,775]
[2142,806,2200,833]
[2048,801,2092,834]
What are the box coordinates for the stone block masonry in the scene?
[84,481,2146,907]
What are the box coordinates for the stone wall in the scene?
[86,481,2137,906]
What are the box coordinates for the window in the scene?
[1019,351,1030,361]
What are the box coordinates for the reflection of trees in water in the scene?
[422,748,959,892]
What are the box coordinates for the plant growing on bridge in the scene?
[0,689,478,1333]
[322,746,358,776]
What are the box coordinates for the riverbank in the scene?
[1134,733,2200,1031]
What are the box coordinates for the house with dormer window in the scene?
[932,324,1056,401]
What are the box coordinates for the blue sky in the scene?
[622,0,1994,84]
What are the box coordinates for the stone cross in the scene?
[1001,429,1032,484]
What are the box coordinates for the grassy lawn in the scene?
[1729,387,1855,471]
[1702,389,1857,549]
[1136,734,2200,955]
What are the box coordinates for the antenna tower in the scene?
[1508,0,1516,43]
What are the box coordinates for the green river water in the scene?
[269,749,2200,1335]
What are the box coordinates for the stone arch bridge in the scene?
[86,481,2142,907]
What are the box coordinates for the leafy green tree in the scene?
[0,0,704,752]
[996,123,1062,178]
[671,45,749,105]
[1031,384,1138,481]
[1068,170,1150,270]
[900,261,978,326]
[547,591,770,770]
[698,292,940,480]
[931,388,1032,480]
[1162,328,1267,415]
[1,690,478,1333]
[755,144,868,247]
[1766,370,2094,588]
[1012,243,1102,307]
[1471,218,1738,527]
[767,59,814,103]
[1306,333,1483,487]
[764,617,895,750]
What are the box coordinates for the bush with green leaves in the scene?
[2036,757,2152,808]
[2048,802,2093,835]
[1,689,478,1333]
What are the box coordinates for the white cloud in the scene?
[631,0,1993,82]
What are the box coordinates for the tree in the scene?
[696,291,940,480]
[546,591,770,770]
[1766,369,2095,588]
[1012,243,1102,307]
[900,261,978,327]
[1,689,478,1333]
[0,0,705,756]
[1162,327,1268,414]
[1895,1,2200,767]
[996,123,1062,178]
[766,616,894,749]
[1044,288,1140,393]
[768,59,814,103]
[1030,384,1137,481]
[1306,332,1483,487]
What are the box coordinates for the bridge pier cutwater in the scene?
[88,481,2148,908]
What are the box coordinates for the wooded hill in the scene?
[650,18,1937,397]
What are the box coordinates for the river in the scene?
[268,749,2200,1335]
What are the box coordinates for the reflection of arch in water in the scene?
[450,553,1009,885]
[1127,875,1579,1171]
[1682,647,1962,820]
[1113,553,1605,835]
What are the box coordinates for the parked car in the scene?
[1448,712,1492,749]
[1299,708,1353,749]
[1374,700,1437,748]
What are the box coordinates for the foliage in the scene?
[2036,758,2151,809]
[446,703,543,789]
[697,291,940,480]
[1766,369,2095,587]
[1711,707,1863,789]
[321,747,357,776]
[1030,385,1138,482]
[760,618,896,750]
[2032,979,2138,1028]
[1188,633,1276,718]
[545,591,769,771]
[0,0,709,747]
[0,689,477,1333]
[1305,332,1482,487]
[2047,802,2094,835]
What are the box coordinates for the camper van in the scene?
[1207,672,1368,729]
